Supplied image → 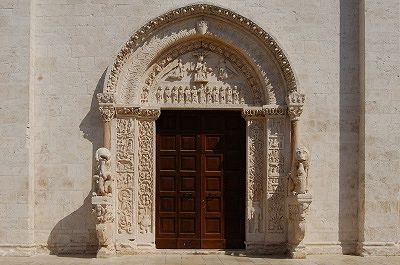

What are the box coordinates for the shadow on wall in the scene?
[47,70,107,255]
[338,0,360,253]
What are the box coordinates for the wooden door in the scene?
[156,111,245,249]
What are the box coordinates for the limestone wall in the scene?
[0,0,34,255]
[358,0,400,256]
[0,0,398,256]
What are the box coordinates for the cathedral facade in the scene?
[0,0,399,258]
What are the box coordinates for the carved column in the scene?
[134,108,160,246]
[286,91,312,259]
[97,93,116,149]
[92,93,117,257]
[242,108,266,250]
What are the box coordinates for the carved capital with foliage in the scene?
[286,91,305,121]
[97,93,115,104]
[99,106,115,122]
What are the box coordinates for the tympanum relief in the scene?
[142,45,264,107]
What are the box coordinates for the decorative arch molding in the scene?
[92,3,310,259]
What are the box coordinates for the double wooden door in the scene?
[156,111,245,249]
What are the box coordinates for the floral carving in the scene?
[247,119,264,233]
[97,93,115,104]
[137,119,156,234]
[93,204,114,224]
[266,118,286,234]
[116,118,135,234]
[267,194,285,232]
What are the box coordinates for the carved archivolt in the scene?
[105,4,297,98]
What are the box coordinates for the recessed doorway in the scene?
[155,110,246,249]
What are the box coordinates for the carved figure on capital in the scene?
[289,146,310,195]
[93,147,113,197]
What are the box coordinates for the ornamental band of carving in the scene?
[137,119,155,234]
[116,118,135,234]
[266,119,286,233]
[247,119,264,234]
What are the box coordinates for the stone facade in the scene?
[0,0,398,258]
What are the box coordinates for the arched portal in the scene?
[93,4,307,256]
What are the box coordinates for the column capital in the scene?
[99,106,115,122]
[286,91,305,121]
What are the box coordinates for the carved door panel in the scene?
[156,111,245,249]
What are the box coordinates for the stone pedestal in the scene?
[92,195,115,257]
[287,193,312,259]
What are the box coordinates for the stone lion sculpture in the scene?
[289,146,310,195]
[93,147,112,196]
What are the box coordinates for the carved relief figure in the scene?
[289,146,310,195]
[168,59,185,80]
[193,55,212,83]
[156,87,163,103]
[164,87,170,103]
[220,87,226,103]
[192,86,198,103]
[196,20,208,35]
[93,147,113,196]
[249,201,262,233]
[226,86,233,104]
[171,86,177,103]
[184,86,191,103]
[217,59,236,80]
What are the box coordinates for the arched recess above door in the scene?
[99,4,300,108]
